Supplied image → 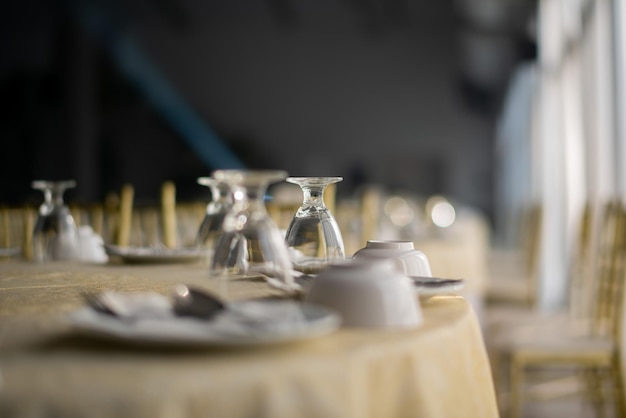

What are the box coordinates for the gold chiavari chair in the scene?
[568,201,596,321]
[116,183,135,247]
[161,181,177,248]
[360,185,383,247]
[486,203,543,308]
[496,201,626,418]
[165,183,212,248]
[112,182,205,249]
[485,202,595,333]
[486,201,605,407]
[0,205,35,260]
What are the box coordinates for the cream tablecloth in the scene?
[0,261,498,418]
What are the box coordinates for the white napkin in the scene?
[214,301,309,336]
[80,291,308,340]
[78,226,108,263]
[92,291,173,319]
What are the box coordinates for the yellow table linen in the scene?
[0,261,498,418]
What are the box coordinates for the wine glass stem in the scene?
[53,193,65,206]
[302,186,326,207]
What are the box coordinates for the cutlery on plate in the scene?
[171,284,225,319]
[410,277,464,287]
[81,285,226,320]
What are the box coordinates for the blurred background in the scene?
[0,0,535,217]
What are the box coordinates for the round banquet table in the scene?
[0,260,499,418]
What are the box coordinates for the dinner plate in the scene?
[411,276,465,297]
[103,244,210,264]
[68,300,341,347]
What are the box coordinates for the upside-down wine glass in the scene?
[209,170,297,293]
[285,177,345,273]
[32,180,80,262]
[196,176,232,254]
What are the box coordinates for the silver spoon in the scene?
[171,284,226,319]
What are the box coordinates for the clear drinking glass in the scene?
[210,170,297,292]
[196,176,232,253]
[32,180,80,262]
[285,177,345,273]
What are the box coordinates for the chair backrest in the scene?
[110,182,205,248]
[161,181,177,248]
[606,202,626,341]
[360,185,383,246]
[516,203,543,307]
[0,207,24,250]
[568,201,594,319]
[116,184,135,247]
[0,205,35,260]
[591,200,626,339]
[521,203,543,278]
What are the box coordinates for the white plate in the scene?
[411,276,465,297]
[104,244,210,264]
[69,300,341,347]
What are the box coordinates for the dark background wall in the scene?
[0,0,535,223]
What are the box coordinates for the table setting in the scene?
[0,170,497,418]
[72,287,341,347]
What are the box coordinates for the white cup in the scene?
[305,258,422,328]
[352,240,432,277]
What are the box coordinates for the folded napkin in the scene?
[78,226,108,263]
[215,300,309,336]
[90,291,173,319]
[80,291,308,340]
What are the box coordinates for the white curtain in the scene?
[493,0,620,311]
[535,0,568,311]
[494,63,537,248]
[614,0,626,199]
[534,0,615,310]
[585,0,616,203]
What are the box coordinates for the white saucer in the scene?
[411,276,465,297]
